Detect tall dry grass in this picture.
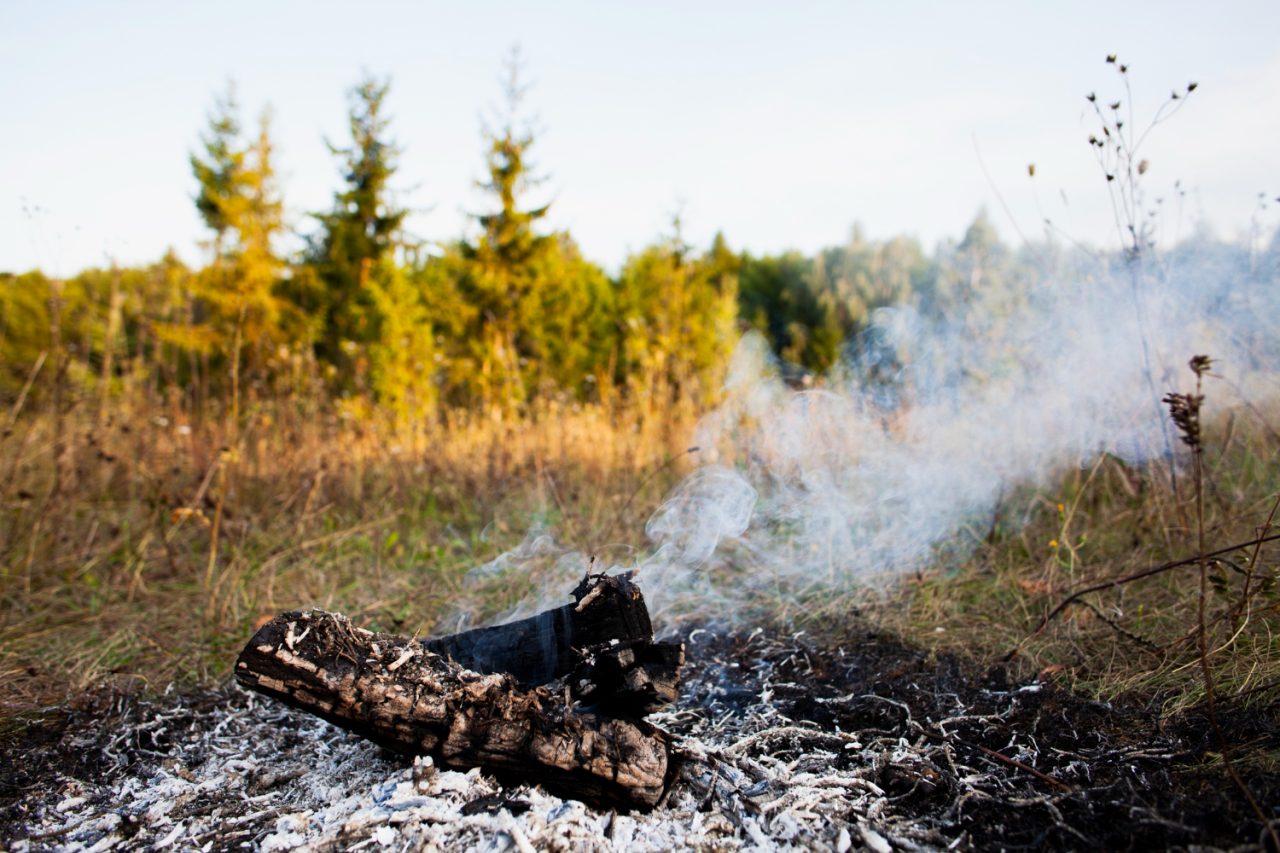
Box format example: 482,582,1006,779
0,386,701,714
877,396,1280,722
3,353,1278,738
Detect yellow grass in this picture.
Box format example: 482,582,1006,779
0,392,699,712
2,384,1278,729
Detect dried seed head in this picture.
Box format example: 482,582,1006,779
1163,392,1203,449
1164,355,1213,450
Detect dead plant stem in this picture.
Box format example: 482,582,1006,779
1191,371,1277,852
1018,530,1280,649
5,350,47,431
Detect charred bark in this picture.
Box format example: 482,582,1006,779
421,573,654,686
235,575,684,809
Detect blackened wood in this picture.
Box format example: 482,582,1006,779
421,573,653,686
570,640,685,716
235,609,676,810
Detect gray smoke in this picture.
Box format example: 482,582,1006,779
456,239,1279,629
633,242,1279,620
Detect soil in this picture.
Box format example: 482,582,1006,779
2,622,1277,851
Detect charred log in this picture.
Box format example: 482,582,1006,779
570,639,685,716
234,575,684,809
421,573,653,686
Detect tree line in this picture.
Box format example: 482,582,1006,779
5,68,1274,422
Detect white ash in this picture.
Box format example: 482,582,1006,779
5,644,947,852
5,627,1218,851
10,702,915,852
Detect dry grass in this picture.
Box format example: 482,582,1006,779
3,379,1279,735
0,391,699,714
876,406,1280,718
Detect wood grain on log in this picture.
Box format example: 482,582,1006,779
235,600,680,809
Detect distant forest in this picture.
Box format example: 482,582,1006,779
4,72,1277,421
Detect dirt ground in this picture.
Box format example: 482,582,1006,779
2,622,1278,851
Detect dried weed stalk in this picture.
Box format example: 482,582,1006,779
1165,355,1277,850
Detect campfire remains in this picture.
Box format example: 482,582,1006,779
234,573,684,809
7,625,1277,849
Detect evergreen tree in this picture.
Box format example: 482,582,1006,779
190,85,243,264
524,234,615,397
459,53,552,411
367,260,438,423
739,251,840,375
453,51,613,411
306,75,408,386
922,209,1012,317
188,90,288,391
615,224,739,406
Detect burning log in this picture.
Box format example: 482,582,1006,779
235,574,683,809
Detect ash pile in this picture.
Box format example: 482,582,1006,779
4,593,1277,850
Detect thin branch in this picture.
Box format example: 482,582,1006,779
1009,531,1280,657
973,743,1072,791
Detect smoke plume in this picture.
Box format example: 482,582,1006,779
459,241,1280,629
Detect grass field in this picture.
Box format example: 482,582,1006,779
2,380,1278,747
0,394,699,711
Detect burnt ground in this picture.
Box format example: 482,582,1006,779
2,623,1278,851
681,626,1280,851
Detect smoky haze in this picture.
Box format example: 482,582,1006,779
451,237,1280,630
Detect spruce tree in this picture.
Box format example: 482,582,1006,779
460,53,551,411
190,85,243,264
189,89,287,391
615,224,739,407
306,75,408,386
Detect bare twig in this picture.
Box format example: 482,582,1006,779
1165,356,1279,853
1010,530,1280,657
1236,492,1280,630
972,743,1072,792
5,351,47,430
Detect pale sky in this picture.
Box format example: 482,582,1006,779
3,1,1278,277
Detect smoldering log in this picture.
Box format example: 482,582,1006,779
421,573,683,716
235,576,685,809
421,573,655,686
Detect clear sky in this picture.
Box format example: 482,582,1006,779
2,1,1277,276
